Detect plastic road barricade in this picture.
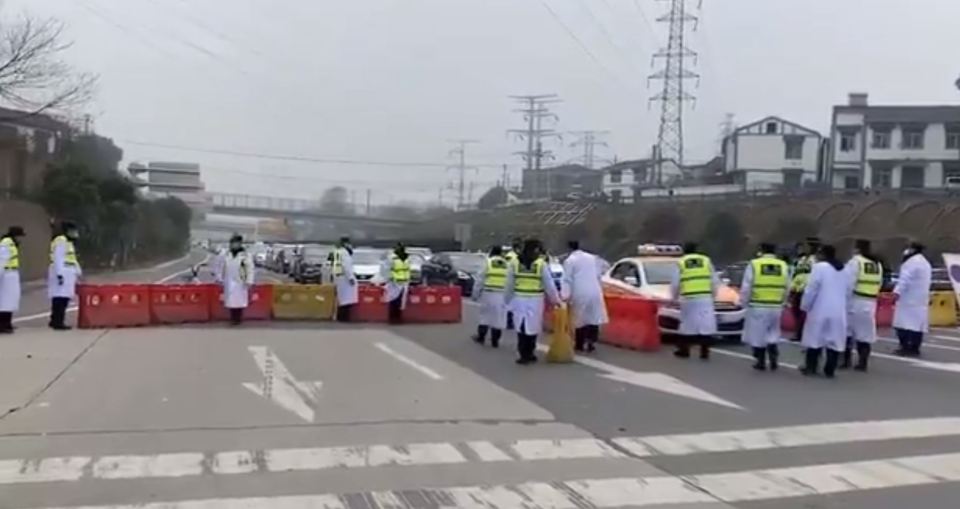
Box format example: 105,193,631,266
780,308,797,333
272,284,336,320
601,294,661,352
354,284,388,323
210,284,273,321
547,305,574,363
150,284,211,325
929,291,957,327
876,292,895,328
405,286,462,323
78,284,151,329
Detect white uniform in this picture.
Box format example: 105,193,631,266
473,263,508,330
739,260,789,348
844,257,878,343
379,256,410,309
504,262,561,336
220,251,254,309
0,239,20,312
47,236,82,299
893,253,932,333
334,247,358,307
800,261,849,352
562,250,608,329
669,262,719,336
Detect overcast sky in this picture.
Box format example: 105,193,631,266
9,0,960,206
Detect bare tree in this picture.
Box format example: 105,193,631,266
0,12,96,116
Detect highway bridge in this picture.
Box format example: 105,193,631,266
209,192,418,227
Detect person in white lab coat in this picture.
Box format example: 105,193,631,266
472,245,509,348
504,239,561,365
841,239,883,371
740,243,790,371
220,234,255,325
333,236,358,322
48,221,82,331
670,242,719,360
893,242,932,357
562,240,608,353
799,245,849,378
0,226,26,333
380,243,411,325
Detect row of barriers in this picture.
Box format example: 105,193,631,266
780,291,957,331
77,284,462,329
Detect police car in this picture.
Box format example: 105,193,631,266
602,244,745,339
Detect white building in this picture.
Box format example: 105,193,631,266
128,161,211,212
828,93,960,190
601,159,653,204
722,116,824,190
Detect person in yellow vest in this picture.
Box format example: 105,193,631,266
789,237,820,342
48,221,82,330
0,226,25,333
504,237,521,330
472,245,508,347
841,239,882,371
504,239,561,365
670,242,719,360
740,243,790,371
381,242,411,325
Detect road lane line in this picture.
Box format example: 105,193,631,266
465,441,513,462
0,456,89,483
878,336,960,353
373,342,444,380
712,347,800,370
92,453,204,480
266,443,466,472
509,438,625,460
28,452,960,508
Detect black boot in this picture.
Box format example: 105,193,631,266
699,336,710,360
855,341,871,372
674,339,691,359
801,348,821,376
839,338,853,370
586,325,599,352
0,311,12,333
767,344,780,371
824,349,840,378
490,328,502,348
473,325,489,345
752,347,767,371
574,327,586,352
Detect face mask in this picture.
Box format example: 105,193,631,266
66,230,79,240
230,243,242,252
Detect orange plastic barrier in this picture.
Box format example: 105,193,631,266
78,284,151,329
876,292,895,328
149,285,211,325
353,284,388,322
210,284,273,321
600,294,661,351
406,286,462,323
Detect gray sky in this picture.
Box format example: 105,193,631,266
11,0,960,205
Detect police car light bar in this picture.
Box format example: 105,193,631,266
637,244,683,256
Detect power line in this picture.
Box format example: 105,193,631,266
578,0,637,70
539,1,618,79
144,0,268,59
508,95,562,200
633,0,659,40
569,130,611,169
446,139,479,210
76,0,182,59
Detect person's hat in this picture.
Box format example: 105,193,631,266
61,220,77,231
229,233,243,243
6,226,25,237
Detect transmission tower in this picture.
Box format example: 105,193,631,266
649,0,701,184
569,130,611,169
447,139,479,210
508,95,562,199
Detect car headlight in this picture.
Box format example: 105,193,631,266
457,271,470,279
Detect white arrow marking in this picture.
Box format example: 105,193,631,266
243,346,323,422
536,345,743,410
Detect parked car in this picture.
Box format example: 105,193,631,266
294,245,334,284
422,252,485,296
351,248,387,283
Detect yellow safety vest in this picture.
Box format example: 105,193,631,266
514,259,545,296
749,255,788,307
791,255,814,292
505,251,519,267
484,256,508,291
332,249,344,276
1,237,18,270
853,255,882,299
50,235,78,267
390,255,411,283
678,254,713,298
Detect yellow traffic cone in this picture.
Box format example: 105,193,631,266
547,305,575,363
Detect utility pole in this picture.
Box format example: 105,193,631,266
649,0,701,184
717,113,736,154
447,139,479,210
508,94,562,200
501,164,509,189
365,188,372,216
569,130,611,169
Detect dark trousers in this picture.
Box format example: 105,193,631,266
842,339,873,370
517,322,537,361
896,328,923,355
675,335,710,359
49,297,70,329
506,311,515,330
388,296,404,324
229,308,243,326
475,325,502,346
790,292,806,342
336,304,353,323
574,325,600,351
802,348,840,377
0,311,12,332
751,345,780,370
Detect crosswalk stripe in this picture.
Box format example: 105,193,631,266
30,452,960,508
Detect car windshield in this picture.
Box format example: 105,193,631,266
352,250,386,265
302,246,332,262
643,261,679,285
444,253,486,273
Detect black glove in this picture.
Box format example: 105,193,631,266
57,275,64,285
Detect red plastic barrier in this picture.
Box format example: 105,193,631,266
781,308,798,333
78,284,151,329
353,284,388,322
406,286,462,323
876,292,895,328
209,284,273,321
149,285,212,325
600,294,661,352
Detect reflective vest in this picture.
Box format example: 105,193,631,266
50,235,78,267
505,250,519,267
484,256,508,291
332,249,344,276
791,255,814,292
1,237,18,270
678,254,713,298
390,254,411,284
514,259,545,296
749,255,788,307
853,255,883,299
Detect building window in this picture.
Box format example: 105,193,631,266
765,122,778,134
872,167,892,189
610,189,622,203
844,175,860,190
943,163,960,185
947,126,960,149
609,169,622,184
901,165,925,189
840,132,857,152
902,128,925,149
783,169,802,189
871,130,891,149
784,136,804,160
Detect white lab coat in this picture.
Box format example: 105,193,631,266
669,260,719,336
739,260,788,348
893,253,932,333
334,247,359,307
504,262,561,336
379,256,410,309
47,237,82,299
212,248,227,283
220,251,255,309
562,250,608,328
800,261,849,352
844,257,878,343
0,240,20,312
472,263,508,329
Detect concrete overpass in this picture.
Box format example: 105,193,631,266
209,193,417,227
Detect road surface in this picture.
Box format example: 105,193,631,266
1,296,960,508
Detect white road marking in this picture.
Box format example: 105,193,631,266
374,342,444,380
930,333,960,343
0,456,89,483
712,347,800,370
508,438,625,460
266,443,466,471
92,453,204,480
243,346,323,422
878,336,960,353
28,452,960,508
465,441,513,462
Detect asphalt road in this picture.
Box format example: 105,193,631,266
1,294,960,508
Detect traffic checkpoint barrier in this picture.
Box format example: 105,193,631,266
405,286,462,323
78,284,152,329
271,284,335,320
780,291,897,332
210,284,273,322
600,294,661,352
353,284,388,323
928,291,957,327
149,285,211,325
